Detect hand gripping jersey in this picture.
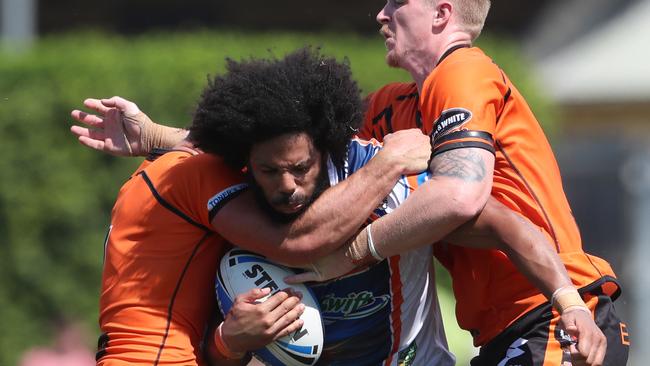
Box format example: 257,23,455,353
361,46,620,346
98,151,246,365
312,139,454,366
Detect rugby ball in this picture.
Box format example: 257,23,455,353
215,248,324,366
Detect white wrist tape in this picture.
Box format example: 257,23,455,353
366,224,383,261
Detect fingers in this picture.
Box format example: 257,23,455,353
100,96,140,116
564,315,591,365
70,125,90,139
74,97,140,123
267,292,302,319
71,109,104,127
266,295,305,339
240,288,306,341
273,317,305,341
580,330,606,366
70,122,106,148
77,135,106,151
562,309,606,366
237,287,272,303
258,289,301,312
70,122,111,150
83,98,112,115
568,344,587,366
590,338,607,366
576,334,593,364
74,96,140,124
385,128,426,139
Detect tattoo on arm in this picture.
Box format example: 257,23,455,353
431,149,486,182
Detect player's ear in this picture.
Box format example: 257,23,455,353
432,1,452,29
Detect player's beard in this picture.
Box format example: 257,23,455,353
248,159,330,224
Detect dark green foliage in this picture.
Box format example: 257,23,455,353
0,31,553,365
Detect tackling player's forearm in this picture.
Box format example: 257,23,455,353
369,177,482,257
214,151,407,266
369,148,494,258
281,151,413,263
499,231,572,300
445,198,572,299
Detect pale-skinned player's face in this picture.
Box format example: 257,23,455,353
377,0,437,68
249,133,323,215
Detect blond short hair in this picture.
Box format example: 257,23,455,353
428,0,491,41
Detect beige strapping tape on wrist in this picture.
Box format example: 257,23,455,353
346,229,373,266
122,112,186,154
552,286,590,315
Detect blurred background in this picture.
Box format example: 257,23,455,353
1,0,647,364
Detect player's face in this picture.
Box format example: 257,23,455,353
249,133,324,215
377,0,436,68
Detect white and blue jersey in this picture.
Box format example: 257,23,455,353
311,138,454,366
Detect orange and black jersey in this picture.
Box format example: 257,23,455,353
98,151,246,365
361,82,422,140
361,46,620,346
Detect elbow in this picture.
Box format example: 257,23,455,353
456,199,487,221
447,185,490,225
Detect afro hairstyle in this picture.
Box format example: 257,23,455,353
188,46,363,169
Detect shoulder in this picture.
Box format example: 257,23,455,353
367,82,419,105
145,151,247,223
420,47,509,115
151,151,232,176
431,47,504,87
144,151,243,192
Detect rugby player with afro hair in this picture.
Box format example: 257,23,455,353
189,46,360,170
188,47,366,221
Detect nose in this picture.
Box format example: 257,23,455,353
278,172,297,195
376,4,390,24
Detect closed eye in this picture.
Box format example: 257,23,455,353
292,165,310,175
259,168,277,175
